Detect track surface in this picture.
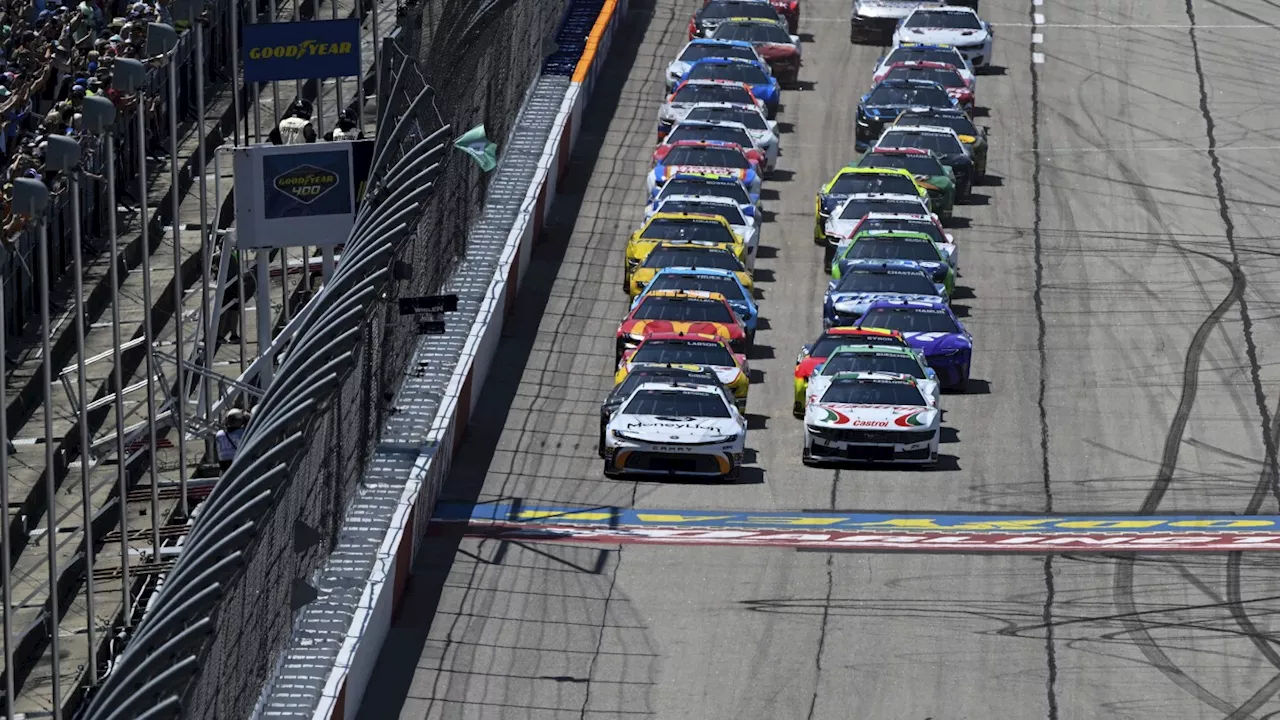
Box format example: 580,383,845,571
358,0,1280,716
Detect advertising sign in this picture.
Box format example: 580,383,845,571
234,143,359,249
242,18,362,83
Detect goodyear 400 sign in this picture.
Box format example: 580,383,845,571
242,19,361,83
233,143,372,249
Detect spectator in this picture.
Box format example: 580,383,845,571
215,408,248,471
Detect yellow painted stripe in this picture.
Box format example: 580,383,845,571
571,0,620,83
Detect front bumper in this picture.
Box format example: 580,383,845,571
805,426,938,463
924,352,970,388
954,42,991,68
606,446,743,477
851,13,899,37
855,114,889,145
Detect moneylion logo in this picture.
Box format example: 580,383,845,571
274,165,338,204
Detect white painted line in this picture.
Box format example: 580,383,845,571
1033,13,1046,24
1032,52,1045,63
996,22,1275,28
1017,144,1280,153
1032,32,1044,43
1033,0,1043,5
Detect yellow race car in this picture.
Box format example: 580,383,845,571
628,240,754,298
813,166,930,240
623,212,742,293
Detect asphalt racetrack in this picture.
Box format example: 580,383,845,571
356,0,1280,716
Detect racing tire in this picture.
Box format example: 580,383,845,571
793,403,804,419
598,424,607,458
801,445,820,467
746,329,757,350
958,178,973,203
723,463,742,483
823,244,836,271
603,459,624,479
954,374,970,393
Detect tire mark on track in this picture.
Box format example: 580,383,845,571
805,469,840,720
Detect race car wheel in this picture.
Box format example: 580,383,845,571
603,459,624,479
822,244,836,270
954,374,970,393
793,401,805,418
723,462,742,482
959,177,973,202
801,444,819,467
598,425,607,458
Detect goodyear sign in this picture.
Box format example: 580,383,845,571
262,150,352,220
242,19,361,83
233,143,358,249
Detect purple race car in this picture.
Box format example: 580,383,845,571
853,298,972,390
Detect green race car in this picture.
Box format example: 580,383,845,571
830,230,955,296
856,147,955,222
891,107,989,181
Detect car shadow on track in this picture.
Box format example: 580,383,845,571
748,343,776,360
979,173,1004,187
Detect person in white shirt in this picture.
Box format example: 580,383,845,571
215,408,249,471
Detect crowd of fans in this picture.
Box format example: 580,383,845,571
0,0,175,236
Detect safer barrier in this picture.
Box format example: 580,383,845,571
298,0,629,715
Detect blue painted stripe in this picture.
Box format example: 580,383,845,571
434,503,1280,534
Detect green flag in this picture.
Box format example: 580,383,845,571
454,124,498,172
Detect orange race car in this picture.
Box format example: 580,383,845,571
614,289,748,362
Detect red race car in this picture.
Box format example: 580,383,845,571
710,18,802,86
615,289,748,361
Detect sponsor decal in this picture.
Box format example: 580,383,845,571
273,165,339,204
816,406,852,425
241,19,361,83
894,411,929,427
850,419,890,427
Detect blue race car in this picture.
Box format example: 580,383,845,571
854,78,957,149
679,57,781,118
632,266,760,343
853,298,972,390
823,259,947,328
649,172,761,217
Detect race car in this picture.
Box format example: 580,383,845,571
661,119,773,174
646,194,760,268
615,289,748,360
873,43,975,85
802,372,940,466
599,364,724,456
683,103,780,170
793,326,912,415
804,344,940,410
631,266,759,342
891,107,988,179
678,57,781,117
877,61,975,112
814,167,930,240
690,0,786,39
839,212,956,257
649,171,761,218
711,18,802,86
821,192,932,251
873,124,976,200
853,298,973,390
629,240,753,297
893,6,994,69
649,139,763,196
855,147,955,222
831,231,956,293
619,332,750,409
764,0,800,34
658,79,765,139
855,78,957,149
850,0,934,43
624,213,743,292
666,39,769,91
823,259,947,328
604,381,747,480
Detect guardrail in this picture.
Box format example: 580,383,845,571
285,0,631,715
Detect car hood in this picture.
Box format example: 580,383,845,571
611,415,741,443
830,291,941,312
856,0,922,18
837,257,946,278
805,402,939,429
620,319,744,341
898,27,990,45
659,163,750,183
902,330,971,354
667,60,694,78
754,43,799,59
807,375,940,407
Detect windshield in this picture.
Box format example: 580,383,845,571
859,306,959,333
665,145,750,169
896,113,978,136
884,66,965,89
658,200,746,225
880,130,964,155
632,296,736,323
688,61,771,84
668,124,754,149
672,83,755,106
616,370,719,400
820,379,927,405
633,340,736,366
857,217,945,243
905,10,982,29
686,105,768,130
835,269,939,295
846,236,941,262
659,177,751,204
829,173,919,196
641,218,737,243
812,334,904,356
680,43,760,63
837,198,926,220
649,273,746,302
622,389,731,417
821,352,925,378
865,84,952,108
643,247,744,270
703,2,780,20
713,22,793,44
886,47,965,67
858,153,945,177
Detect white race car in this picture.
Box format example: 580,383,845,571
804,346,940,409
657,79,766,138
872,42,976,86
664,117,777,174
802,371,940,466
649,172,761,220
823,192,932,245
666,39,770,92
646,194,761,270
604,381,747,480
893,6,994,69
684,102,780,171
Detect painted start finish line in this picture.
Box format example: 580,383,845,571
428,504,1280,552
